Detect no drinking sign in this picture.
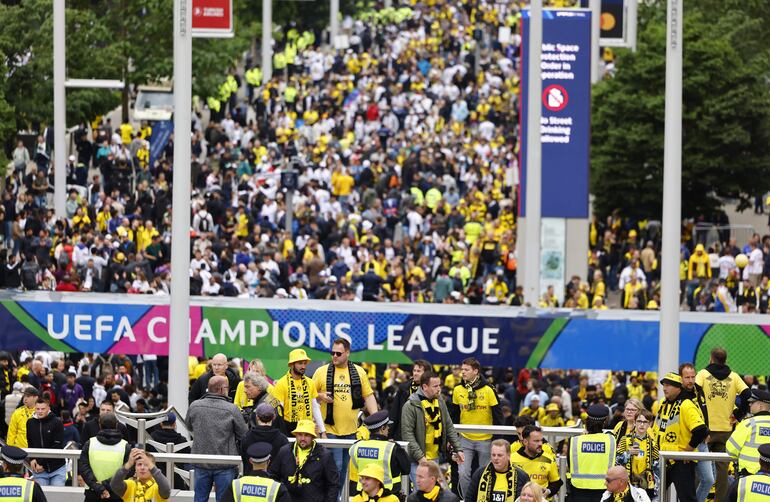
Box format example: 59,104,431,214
518,9,591,220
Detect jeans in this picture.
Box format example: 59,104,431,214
459,437,491,498
328,432,356,496
33,464,67,486
194,467,237,502
143,359,159,389
695,442,715,502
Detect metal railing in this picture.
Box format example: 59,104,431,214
658,451,733,502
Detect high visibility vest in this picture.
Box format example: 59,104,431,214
285,44,297,65
349,440,396,490
728,415,770,474
227,75,238,93
568,433,616,490
88,437,128,481
246,68,263,87
0,477,34,502
737,473,770,502
274,53,287,70
232,476,282,502
284,86,298,103
207,97,221,112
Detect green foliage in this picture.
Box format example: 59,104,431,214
591,1,770,219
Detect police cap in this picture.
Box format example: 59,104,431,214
759,443,770,463
587,405,609,420
1,446,27,465
246,442,272,464
364,410,393,430
749,389,770,405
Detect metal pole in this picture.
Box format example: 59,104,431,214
330,0,340,47
627,0,638,51
589,0,601,83
261,0,272,81
285,189,294,235
659,0,682,378
53,0,66,218
170,0,193,418
166,443,175,490
523,0,543,306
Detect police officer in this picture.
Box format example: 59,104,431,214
728,390,770,476
651,373,708,502
222,442,290,502
349,411,410,496
0,446,48,502
79,412,132,502
567,405,617,502
728,443,770,502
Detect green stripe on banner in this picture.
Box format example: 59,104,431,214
526,318,569,368
0,301,74,352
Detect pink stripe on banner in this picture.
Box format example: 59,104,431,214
109,306,204,357
760,326,770,338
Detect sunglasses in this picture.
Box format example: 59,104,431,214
330,351,344,357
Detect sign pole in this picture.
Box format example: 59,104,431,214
589,0,600,83
628,0,638,51
659,0,682,377
523,0,542,306
53,0,66,218
330,0,339,47
169,0,193,417
262,0,272,81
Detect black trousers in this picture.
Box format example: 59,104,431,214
567,484,605,502
667,461,697,502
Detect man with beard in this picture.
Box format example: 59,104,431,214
269,420,339,502
510,426,562,499
272,349,320,434
451,357,503,497
389,359,431,440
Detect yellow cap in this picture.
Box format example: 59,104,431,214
546,403,559,412
287,349,310,365
358,464,385,484
660,372,682,387
629,229,637,237
292,419,317,437
647,300,659,309
695,244,705,252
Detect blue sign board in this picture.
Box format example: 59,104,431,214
519,9,591,218
149,120,174,168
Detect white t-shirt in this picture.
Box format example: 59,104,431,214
749,247,764,274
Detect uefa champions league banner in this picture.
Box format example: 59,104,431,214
0,293,768,377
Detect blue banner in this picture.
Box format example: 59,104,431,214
149,120,173,168
519,9,592,218
0,295,768,376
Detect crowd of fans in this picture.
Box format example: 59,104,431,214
0,0,765,312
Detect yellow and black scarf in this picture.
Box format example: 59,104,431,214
325,361,364,426
478,463,515,502
463,377,479,410
409,379,420,395
421,398,443,441
289,441,316,485
288,372,311,424
359,488,396,502
133,478,156,502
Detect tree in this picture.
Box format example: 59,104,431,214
590,0,770,219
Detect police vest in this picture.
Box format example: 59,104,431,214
568,433,617,490
88,437,128,481
0,477,34,502
728,416,770,474
350,440,396,490
232,476,281,502
737,473,770,502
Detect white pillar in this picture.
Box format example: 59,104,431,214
330,0,340,47
659,0,683,377
261,0,272,81
523,0,543,306
589,0,601,83
53,0,66,218
628,0,638,51
170,0,193,417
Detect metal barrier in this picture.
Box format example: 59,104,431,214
658,451,733,502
